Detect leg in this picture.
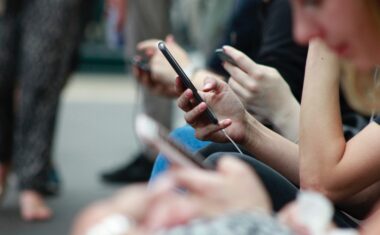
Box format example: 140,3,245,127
14,0,82,220
101,0,173,184
0,5,19,198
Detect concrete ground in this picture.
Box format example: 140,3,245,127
0,73,165,235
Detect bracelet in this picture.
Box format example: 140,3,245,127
86,213,135,235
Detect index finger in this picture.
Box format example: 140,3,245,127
137,39,161,51
175,76,187,94
223,46,258,76
168,167,220,195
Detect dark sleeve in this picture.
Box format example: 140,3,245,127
207,0,307,102
206,0,263,77
256,0,308,102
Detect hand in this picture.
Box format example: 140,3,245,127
161,157,272,219
134,35,191,98
223,46,300,141
176,75,250,143
71,185,153,235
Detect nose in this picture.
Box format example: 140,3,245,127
293,16,324,45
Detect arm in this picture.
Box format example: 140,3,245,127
299,40,380,201
176,75,300,184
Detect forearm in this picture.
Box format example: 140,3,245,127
270,97,300,143
242,112,300,185
299,40,346,194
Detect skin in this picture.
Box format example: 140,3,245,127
291,0,380,70
291,0,380,218
72,157,273,235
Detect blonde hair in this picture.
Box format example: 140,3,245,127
340,63,380,116
339,0,380,116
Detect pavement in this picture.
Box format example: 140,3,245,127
0,73,157,235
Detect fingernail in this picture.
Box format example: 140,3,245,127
222,119,231,125
204,83,212,90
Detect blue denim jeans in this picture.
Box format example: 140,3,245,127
149,125,211,181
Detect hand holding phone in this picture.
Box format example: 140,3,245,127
132,51,151,72
157,41,219,125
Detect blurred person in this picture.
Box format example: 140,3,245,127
137,0,367,186
175,0,380,222
72,157,363,235
0,0,86,221
101,0,234,184
100,0,173,184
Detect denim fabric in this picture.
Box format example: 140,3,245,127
149,125,211,181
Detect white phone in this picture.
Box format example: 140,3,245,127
135,114,212,169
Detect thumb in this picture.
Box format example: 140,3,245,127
203,77,224,93
165,34,175,44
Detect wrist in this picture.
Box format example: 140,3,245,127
240,111,260,147
270,98,300,142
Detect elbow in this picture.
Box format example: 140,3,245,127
300,177,347,203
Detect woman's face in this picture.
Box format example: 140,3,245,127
291,0,380,69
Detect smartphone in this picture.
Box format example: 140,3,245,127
135,114,212,169
215,48,238,66
157,41,219,125
132,52,150,72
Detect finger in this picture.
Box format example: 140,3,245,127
177,89,195,112
168,168,221,195
228,78,251,101
184,102,208,124
165,34,175,43
223,63,257,91
203,77,225,93
223,45,259,76
175,76,187,94
139,72,154,87
195,119,232,140
137,39,161,51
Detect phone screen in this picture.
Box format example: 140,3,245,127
157,41,219,124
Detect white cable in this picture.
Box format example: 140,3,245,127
370,66,380,122
222,129,243,154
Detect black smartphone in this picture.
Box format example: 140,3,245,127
132,52,151,72
157,41,219,125
215,48,238,66
136,114,213,169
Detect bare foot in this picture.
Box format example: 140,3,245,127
20,190,52,221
